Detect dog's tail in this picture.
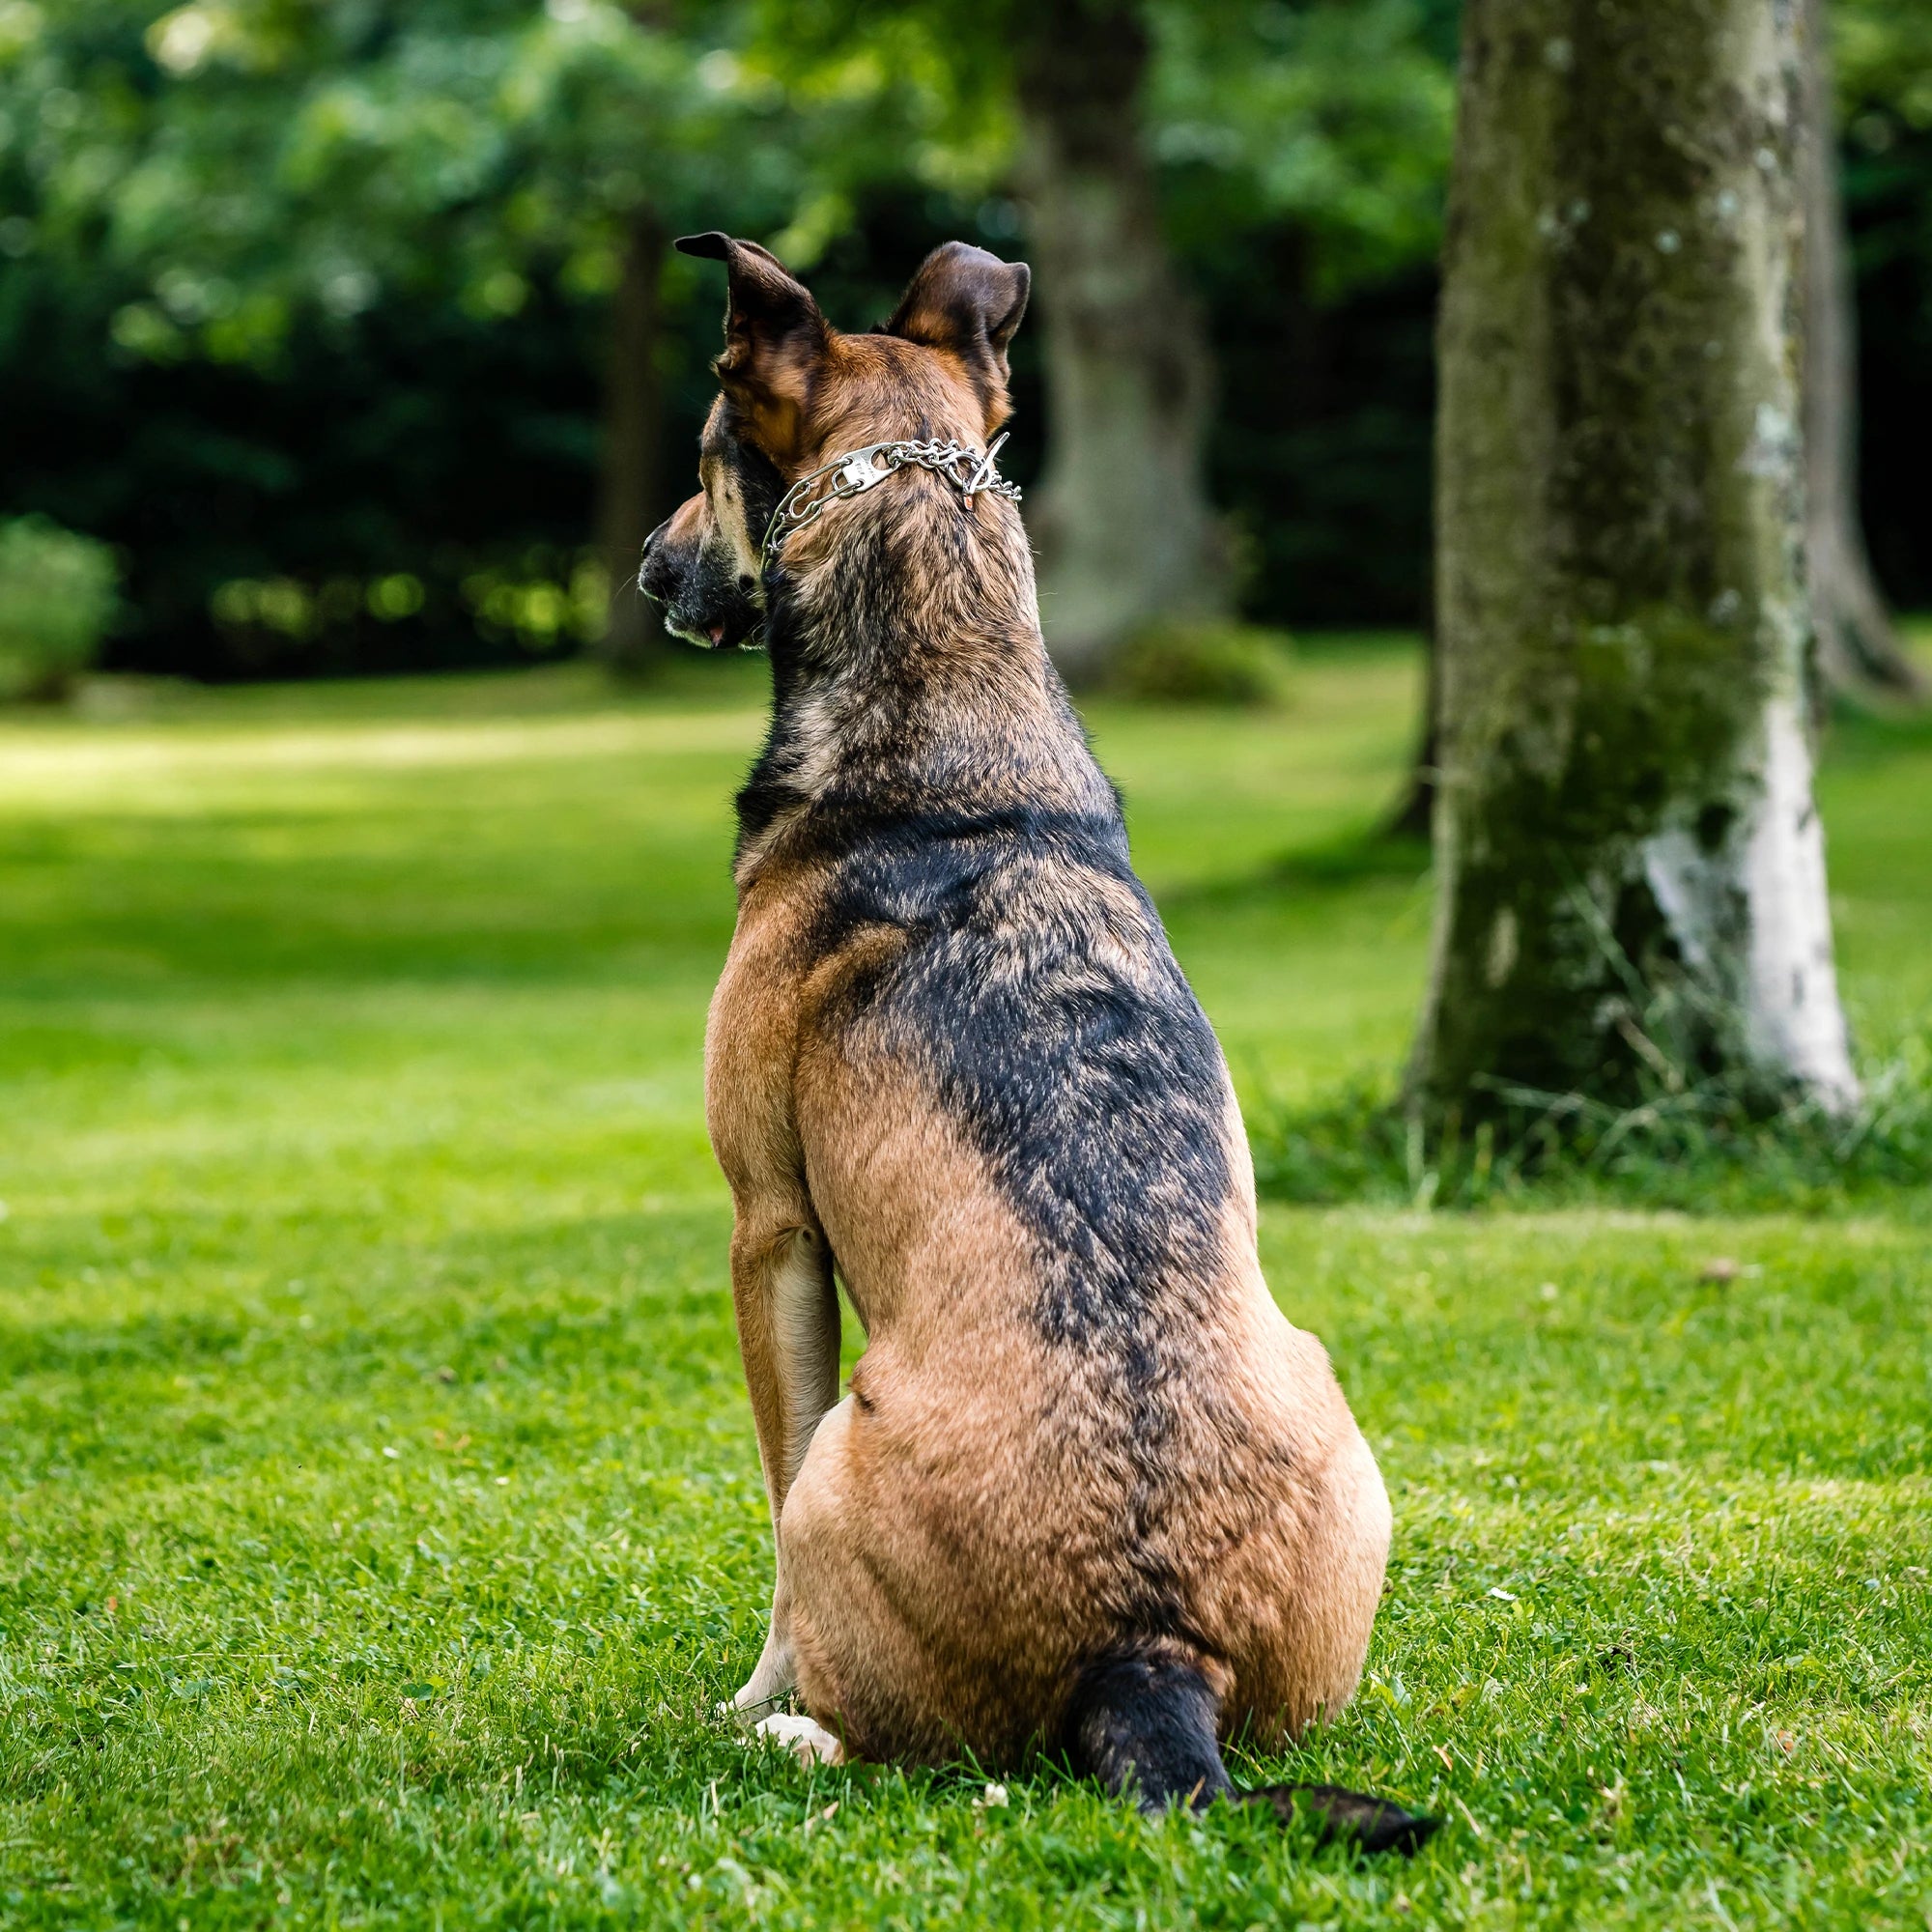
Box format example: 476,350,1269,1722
1062,1638,1440,1857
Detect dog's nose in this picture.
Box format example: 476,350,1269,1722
638,518,671,598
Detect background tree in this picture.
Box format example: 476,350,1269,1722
1804,0,1925,701
767,0,1452,683
120,0,833,673
1411,0,1861,1126
1010,0,1225,682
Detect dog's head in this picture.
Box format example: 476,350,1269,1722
639,234,1030,650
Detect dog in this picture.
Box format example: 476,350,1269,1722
640,233,1435,1856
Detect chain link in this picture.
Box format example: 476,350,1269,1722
761,433,1021,565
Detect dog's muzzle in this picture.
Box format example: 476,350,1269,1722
638,520,746,650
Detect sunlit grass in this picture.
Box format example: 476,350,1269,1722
2,640,1929,1927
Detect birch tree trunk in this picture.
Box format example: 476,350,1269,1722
1014,0,1227,685
1409,0,1861,1124
595,211,668,676
1801,0,1925,700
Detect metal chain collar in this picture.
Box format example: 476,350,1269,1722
760,432,1021,565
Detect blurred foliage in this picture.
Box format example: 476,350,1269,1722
23,0,851,360
0,513,119,699
1151,0,1456,299
0,0,1926,676
1836,0,1932,613
1108,620,1296,708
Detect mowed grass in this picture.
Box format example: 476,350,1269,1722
2,639,1929,1929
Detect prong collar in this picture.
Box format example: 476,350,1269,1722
761,434,1021,566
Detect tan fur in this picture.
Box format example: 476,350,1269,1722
708,878,1388,1764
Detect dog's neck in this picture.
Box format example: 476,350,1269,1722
732,468,1117,884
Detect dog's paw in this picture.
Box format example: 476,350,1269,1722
750,1711,842,1767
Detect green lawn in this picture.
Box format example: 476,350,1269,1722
2,640,1929,1929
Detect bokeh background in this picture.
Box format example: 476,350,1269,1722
3,0,1927,684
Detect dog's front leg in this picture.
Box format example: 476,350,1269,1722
728,1213,840,1713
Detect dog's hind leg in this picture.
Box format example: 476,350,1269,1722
727,1218,841,1713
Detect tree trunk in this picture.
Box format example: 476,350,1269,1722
1409,0,1860,1124
1014,0,1226,686
1801,0,1925,701
596,211,668,676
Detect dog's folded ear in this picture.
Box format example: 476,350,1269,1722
884,242,1031,418
676,233,829,462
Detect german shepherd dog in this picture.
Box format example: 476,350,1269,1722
640,234,1435,1855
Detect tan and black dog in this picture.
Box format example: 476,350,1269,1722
641,233,1435,1854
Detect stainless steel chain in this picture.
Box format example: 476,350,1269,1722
760,432,1021,566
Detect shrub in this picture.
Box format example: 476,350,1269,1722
1250,1037,1932,1214
0,516,119,701
1108,620,1294,707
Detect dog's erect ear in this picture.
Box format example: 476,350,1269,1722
884,242,1031,412
675,232,829,462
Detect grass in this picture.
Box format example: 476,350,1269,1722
2,637,1930,1928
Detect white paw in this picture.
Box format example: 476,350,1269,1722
752,1711,842,1766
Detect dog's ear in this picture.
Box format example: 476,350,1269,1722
676,232,829,463
884,242,1031,421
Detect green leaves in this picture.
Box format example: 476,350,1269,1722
1151,0,1454,297
8,0,860,367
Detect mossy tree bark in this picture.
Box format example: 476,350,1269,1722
1801,0,1924,702
1410,0,1860,1123
1014,0,1227,686
595,211,668,676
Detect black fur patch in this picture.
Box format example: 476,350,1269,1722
1063,1641,1232,1812
746,513,1233,1367
1240,1783,1443,1858
1065,1644,1442,1853
639,399,783,650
